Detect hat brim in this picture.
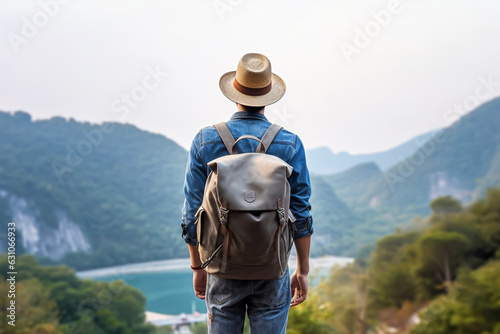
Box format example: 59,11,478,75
219,71,286,107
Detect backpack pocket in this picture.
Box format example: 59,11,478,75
196,206,223,265
228,210,279,258
195,207,211,260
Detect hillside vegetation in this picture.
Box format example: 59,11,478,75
0,111,187,269
288,187,500,334
0,254,154,334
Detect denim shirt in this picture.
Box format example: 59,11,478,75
181,111,313,246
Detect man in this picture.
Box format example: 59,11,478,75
181,53,313,333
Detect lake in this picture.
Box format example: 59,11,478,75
77,256,353,315
94,269,206,314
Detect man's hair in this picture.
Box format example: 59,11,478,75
240,105,265,113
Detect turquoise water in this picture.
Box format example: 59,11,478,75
95,269,207,314
93,268,328,315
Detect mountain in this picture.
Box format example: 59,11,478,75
321,162,383,205
0,111,188,269
306,130,438,174
1,97,498,268
306,97,500,256
314,97,500,246
358,97,500,216
309,175,364,256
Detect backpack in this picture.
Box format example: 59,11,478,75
195,122,296,280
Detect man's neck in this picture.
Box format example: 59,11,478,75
236,104,265,114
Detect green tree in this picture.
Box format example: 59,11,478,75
413,261,500,334
0,254,154,334
470,188,500,255
368,232,418,312
417,231,470,285
430,196,462,216
0,279,60,334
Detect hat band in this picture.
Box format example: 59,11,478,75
233,79,272,96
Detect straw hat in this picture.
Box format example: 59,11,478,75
219,53,286,107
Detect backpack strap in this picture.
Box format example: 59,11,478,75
231,135,265,154
214,122,282,154
260,124,283,153
213,122,236,155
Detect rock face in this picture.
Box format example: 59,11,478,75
429,171,473,204
1,189,91,260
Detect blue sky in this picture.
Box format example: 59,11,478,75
1,0,499,153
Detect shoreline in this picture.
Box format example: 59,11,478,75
76,255,354,279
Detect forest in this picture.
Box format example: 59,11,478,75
0,254,154,334
287,187,500,333
1,188,498,333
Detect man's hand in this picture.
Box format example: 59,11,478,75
291,235,310,307
193,269,207,300
188,244,207,299
290,270,308,307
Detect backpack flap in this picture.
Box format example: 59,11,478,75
207,153,293,211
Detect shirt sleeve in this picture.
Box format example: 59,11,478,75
181,132,206,246
288,135,314,239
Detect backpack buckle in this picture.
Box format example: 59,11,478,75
220,207,229,225
277,207,286,225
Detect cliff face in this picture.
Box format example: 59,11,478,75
428,171,473,204
0,111,188,270
0,189,91,260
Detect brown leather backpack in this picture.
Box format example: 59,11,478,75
196,122,296,279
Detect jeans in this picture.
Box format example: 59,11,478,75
206,268,291,334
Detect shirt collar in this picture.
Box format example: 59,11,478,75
230,111,268,121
